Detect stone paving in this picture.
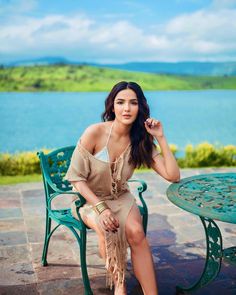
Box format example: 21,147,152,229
0,168,236,295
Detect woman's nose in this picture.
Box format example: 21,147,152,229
124,103,130,111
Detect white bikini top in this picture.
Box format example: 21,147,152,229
94,122,114,163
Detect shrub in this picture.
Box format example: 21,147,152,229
179,142,236,168
0,143,235,176
0,149,50,176
169,144,178,156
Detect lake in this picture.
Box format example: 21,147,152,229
0,90,235,154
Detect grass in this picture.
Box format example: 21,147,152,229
1,64,236,91
0,168,152,185
0,172,149,185
0,174,42,185
2,166,235,185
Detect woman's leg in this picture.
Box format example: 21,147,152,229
82,214,126,295
81,214,106,259
125,204,158,295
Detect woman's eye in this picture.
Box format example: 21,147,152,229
115,101,137,105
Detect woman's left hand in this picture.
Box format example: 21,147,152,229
144,118,164,138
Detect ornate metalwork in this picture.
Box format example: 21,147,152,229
177,217,223,293
167,173,236,293
46,146,75,191
167,173,236,223
38,146,93,295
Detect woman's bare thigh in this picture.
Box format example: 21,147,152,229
125,204,143,235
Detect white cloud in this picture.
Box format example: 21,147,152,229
211,0,236,9
0,0,37,15
164,9,236,55
1,6,236,63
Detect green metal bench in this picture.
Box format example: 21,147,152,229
38,146,149,295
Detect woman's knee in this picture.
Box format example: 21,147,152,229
126,224,145,247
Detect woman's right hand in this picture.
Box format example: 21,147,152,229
99,209,119,232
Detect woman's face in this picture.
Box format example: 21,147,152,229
113,88,139,125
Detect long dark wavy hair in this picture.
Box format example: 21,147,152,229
101,81,156,168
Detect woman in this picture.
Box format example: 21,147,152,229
65,81,180,295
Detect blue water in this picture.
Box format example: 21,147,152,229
0,90,235,153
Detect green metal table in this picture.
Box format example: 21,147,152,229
166,173,236,293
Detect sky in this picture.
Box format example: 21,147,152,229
1,0,236,64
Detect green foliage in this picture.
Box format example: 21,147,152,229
169,144,178,156
0,149,50,176
0,174,42,185
0,143,235,177
178,142,236,168
1,65,236,92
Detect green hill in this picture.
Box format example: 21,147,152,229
1,64,236,92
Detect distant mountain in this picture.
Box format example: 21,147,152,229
100,61,236,76
2,57,236,76
4,56,82,67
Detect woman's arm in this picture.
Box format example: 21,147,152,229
144,118,180,183
71,124,102,205
72,180,101,206
71,124,119,231
151,136,180,182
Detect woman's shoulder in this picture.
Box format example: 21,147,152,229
83,121,111,137
78,122,112,154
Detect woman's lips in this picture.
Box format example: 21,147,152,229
123,114,131,118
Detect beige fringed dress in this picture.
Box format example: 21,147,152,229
65,135,159,289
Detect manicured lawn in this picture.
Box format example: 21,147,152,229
1,166,235,185
0,169,151,185
0,174,42,185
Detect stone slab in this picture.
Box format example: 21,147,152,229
0,208,23,220
0,262,36,286
0,219,25,232
0,168,236,294
0,231,27,246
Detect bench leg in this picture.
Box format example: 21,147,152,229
176,217,223,294
42,211,51,266
142,212,148,235
69,227,93,295
80,229,93,295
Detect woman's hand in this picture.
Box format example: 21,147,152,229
144,118,164,138
99,209,119,233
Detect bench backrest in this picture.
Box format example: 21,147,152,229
38,146,76,193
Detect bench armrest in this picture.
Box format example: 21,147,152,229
47,178,147,212
128,179,148,211
48,190,86,210
128,179,147,192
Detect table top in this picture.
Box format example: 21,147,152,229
166,173,236,224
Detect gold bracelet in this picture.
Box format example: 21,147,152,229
96,203,109,215
94,201,104,207
95,202,107,213
93,201,109,215
94,204,109,215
